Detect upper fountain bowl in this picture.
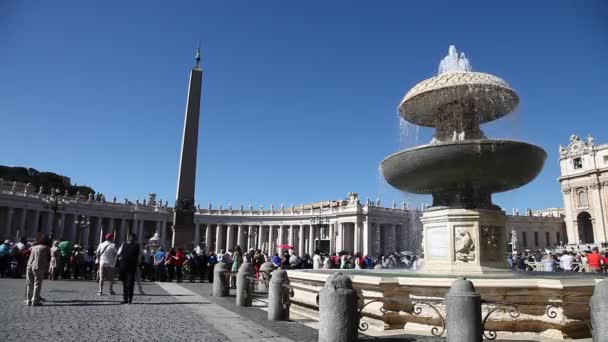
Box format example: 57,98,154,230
399,72,519,127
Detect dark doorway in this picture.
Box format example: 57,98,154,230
577,211,594,243
316,239,330,254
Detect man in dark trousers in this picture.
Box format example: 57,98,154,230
117,234,140,304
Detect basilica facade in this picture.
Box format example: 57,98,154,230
559,134,608,244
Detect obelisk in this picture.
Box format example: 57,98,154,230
172,49,203,249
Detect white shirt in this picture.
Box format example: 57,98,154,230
560,254,574,271
313,254,322,269
96,241,117,266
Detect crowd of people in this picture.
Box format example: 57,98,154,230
8,232,608,308
508,247,608,272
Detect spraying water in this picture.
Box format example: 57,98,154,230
438,45,472,75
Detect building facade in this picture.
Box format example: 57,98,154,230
559,134,608,244
0,184,423,256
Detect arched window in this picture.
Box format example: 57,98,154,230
578,191,588,208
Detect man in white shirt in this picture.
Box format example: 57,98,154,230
312,250,322,270
559,252,575,272
96,234,117,295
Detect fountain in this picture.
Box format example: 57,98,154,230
285,47,603,339
381,45,546,273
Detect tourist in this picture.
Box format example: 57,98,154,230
559,252,575,272
141,246,153,280
0,240,11,277
230,246,243,288
83,247,96,279
313,249,322,270
196,250,208,282
175,247,186,282
25,235,52,306
217,249,226,263
96,234,117,295
541,253,556,272
57,239,72,279
165,248,177,281
254,249,265,277
322,254,331,269
154,247,166,281
288,251,301,269
49,241,60,280
354,253,363,270
271,253,281,268
72,245,85,279
117,234,140,304
587,247,602,273
207,251,218,283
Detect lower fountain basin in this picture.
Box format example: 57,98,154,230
286,269,606,340
380,139,546,208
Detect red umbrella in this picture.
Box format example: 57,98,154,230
277,244,294,250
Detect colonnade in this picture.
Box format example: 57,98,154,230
0,205,170,249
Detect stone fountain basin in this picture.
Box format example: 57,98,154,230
380,139,546,195
286,269,606,339
399,72,519,127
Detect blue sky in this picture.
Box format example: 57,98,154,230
1,1,607,211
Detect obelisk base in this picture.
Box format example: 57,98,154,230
421,208,509,274
172,208,195,249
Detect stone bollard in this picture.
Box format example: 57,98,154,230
212,262,229,297
268,269,290,321
591,278,608,342
445,277,482,342
258,261,275,293
236,262,255,307
318,272,359,342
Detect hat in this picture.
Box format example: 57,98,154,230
105,234,114,240
3,240,10,244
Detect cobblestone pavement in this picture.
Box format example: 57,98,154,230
1,278,528,342
0,278,229,342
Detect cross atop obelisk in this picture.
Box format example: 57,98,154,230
172,49,203,249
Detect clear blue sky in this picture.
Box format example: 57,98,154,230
1,1,607,211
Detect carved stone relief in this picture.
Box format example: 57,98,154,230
454,226,475,262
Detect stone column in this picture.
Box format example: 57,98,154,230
18,209,27,239
278,225,285,253
268,225,275,254
94,217,103,246
3,207,14,240
298,225,304,255
247,225,253,250
329,223,335,253
226,225,233,251
215,224,223,252
237,224,244,248
308,225,315,255
45,211,53,235
354,221,361,254
69,214,78,242
204,224,211,253
57,212,65,239
160,220,167,247
288,225,294,247
194,223,201,246
119,219,126,245
362,220,369,256
32,210,40,234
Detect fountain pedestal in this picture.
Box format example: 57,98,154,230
421,208,508,273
